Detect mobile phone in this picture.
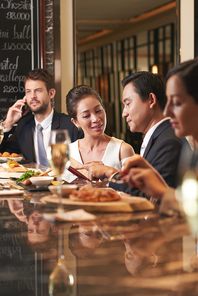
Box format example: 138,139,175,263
21,96,30,116
21,102,30,116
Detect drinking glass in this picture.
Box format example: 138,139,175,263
49,227,74,296
177,170,198,235
0,122,4,144
47,130,70,213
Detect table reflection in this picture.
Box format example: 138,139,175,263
0,181,198,295
69,223,104,259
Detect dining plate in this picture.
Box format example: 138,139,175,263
0,157,23,162
40,192,155,212
1,163,28,172
0,189,24,199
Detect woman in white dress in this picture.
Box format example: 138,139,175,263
63,85,134,182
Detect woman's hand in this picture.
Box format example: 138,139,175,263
76,161,117,180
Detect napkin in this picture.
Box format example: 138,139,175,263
43,209,96,222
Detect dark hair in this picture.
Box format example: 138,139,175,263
166,58,198,104
68,225,103,259
24,68,54,92
28,230,57,253
122,71,167,110
66,85,105,120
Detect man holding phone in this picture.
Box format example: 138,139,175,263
0,68,82,165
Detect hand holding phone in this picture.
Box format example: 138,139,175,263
21,97,30,116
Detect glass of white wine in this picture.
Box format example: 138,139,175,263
47,130,70,214
49,227,74,296
0,122,4,144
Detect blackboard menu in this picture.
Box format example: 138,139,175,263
0,0,41,120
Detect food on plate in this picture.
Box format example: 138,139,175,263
1,152,19,158
69,186,121,202
16,170,41,185
7,158,20,168
2,152,10,157
10,153,19,158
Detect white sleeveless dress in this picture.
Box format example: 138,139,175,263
62,137,130,183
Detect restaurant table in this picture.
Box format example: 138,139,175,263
0,163,198,296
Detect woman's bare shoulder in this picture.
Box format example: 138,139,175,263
120,141,135,159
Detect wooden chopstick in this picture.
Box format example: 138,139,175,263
67,165,90,181
21,165,29,171
40,168,52,176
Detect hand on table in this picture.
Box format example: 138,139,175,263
7,200,28,223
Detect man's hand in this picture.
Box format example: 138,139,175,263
75,161,118,180
3,96,27,130
122,166,168,200
121,154,153,174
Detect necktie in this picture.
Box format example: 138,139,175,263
140,143,145,157
37,124,49,166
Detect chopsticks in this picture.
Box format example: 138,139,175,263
40,168,53,176
67,165,91,181
21,165,29,171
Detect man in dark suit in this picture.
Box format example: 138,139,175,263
0,68,82,164
78,71,190,198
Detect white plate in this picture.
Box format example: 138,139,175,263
41,193,155,212
0,157,23,162
48,184,78,197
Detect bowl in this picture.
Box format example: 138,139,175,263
48,184,78,197
30,176,54,188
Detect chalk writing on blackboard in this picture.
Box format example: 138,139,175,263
0,0,40,120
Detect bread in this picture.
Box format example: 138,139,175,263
69,186,121,202
10,153,19,158
1,152,19,158
2,152,10,157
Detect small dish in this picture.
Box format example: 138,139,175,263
30,176,54,188
48,184,77,197
0,157,23,162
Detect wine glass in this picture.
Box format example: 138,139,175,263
49,228,74,296
47,130,70,214
0,122,4,144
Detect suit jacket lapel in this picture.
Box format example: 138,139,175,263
18,115,36,161
51,110,60,129
143,119,171,159
26,119,35,161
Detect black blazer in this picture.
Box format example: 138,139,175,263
0,110,83,162
111,119,191,197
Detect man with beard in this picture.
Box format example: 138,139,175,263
0,68,82,165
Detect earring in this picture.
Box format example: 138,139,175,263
151,253,158,267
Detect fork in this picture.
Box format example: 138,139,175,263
95,173,125,187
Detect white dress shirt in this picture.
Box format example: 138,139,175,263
140,118,170,157
34,109,54,164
